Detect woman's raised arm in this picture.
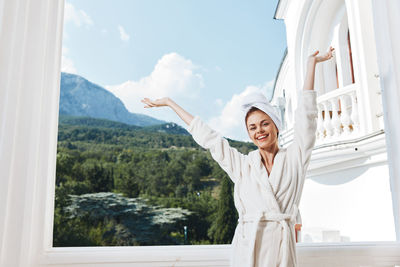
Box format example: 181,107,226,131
289,46,335,169
141,97,245,183
141,97,194,125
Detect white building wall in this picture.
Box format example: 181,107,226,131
280,0,383,134
301,163,395,243
371,0,400,241
274,0,398,244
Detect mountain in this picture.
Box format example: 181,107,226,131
59,72,164,126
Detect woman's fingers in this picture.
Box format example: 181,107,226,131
314,47,335,62
141,98,155,108
327,46,335,58
309,50,319,58
142,97,153,104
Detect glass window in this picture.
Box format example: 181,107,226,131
54,0,287,247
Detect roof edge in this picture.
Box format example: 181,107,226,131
270,48,288,101
273,0,289,20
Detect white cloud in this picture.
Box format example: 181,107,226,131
64,2,94,28
118,25,130,41
208,80,275,141
61,46,77,74
105,53,204,122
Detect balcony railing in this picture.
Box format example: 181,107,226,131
279,84,360,147
316,84,359,143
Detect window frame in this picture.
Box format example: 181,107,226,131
1,0,400,266
40,243,400,266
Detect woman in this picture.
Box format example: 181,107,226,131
142,47,334,267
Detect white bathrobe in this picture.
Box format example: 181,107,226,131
187,90,318,267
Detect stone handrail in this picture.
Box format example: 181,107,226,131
279,84,360,147
316,84,359,142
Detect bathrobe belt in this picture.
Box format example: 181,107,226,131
238,205,299,267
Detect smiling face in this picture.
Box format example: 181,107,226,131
246,108,279,150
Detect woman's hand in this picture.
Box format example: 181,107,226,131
141,97,194,125
303,47,334,91
141,97,170,108
308,46,335,65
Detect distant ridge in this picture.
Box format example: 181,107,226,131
59,115,190,135
59,115,140,130
59,72,165,127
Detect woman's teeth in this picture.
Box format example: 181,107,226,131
257,135,267,140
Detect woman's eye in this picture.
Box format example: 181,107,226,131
263,123,269,126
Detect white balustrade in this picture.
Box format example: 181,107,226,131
317,104,325,139
279,84,360,147
322,101,334,138
315,84,359,142
330,97,342,136
339,94,352,134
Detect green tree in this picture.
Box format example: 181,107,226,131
183,162,202,192
114,163,141,198
208,174,238,244
81,160,113,192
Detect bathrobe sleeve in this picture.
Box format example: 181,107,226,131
187,116,245,183
288,90,318,173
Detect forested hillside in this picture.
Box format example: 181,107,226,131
54,116,256,246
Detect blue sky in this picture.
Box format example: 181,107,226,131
62,0,287,140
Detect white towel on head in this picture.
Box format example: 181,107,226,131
241,92,282,132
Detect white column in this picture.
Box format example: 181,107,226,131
371,0,400,241
0,0,64,266
322,55,338,93
345,0,383,134
336,13,353,87
350,91,360,133
332,24,345,88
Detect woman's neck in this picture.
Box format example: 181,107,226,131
259,144,279,173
